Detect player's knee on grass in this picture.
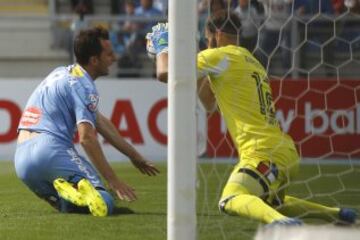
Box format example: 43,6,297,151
218,183,249,215
218,193,257,216
218,167,274,215
219,195,236,214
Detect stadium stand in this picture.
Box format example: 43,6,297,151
0,17,70,78
0,0,359,79
0,0,48,16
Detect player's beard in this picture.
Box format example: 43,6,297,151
97,64,110,77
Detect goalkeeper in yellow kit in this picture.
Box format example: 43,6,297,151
146,12,357,226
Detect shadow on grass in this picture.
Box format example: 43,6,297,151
112,207,135,215
132,211,166,216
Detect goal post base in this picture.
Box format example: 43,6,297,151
255,225,360,240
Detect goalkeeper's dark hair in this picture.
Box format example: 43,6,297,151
206,11,241,36
74,26,109,65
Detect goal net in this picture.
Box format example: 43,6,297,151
195,1,360,239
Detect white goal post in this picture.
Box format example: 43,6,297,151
255,226,360,240
167,0,198,240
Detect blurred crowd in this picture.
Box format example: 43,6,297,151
54,0,360,78
109,0,165,77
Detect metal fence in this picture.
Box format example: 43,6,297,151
0,13,359,79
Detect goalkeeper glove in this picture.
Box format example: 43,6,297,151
146,22,168,59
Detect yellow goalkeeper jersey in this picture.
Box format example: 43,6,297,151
197,45,296,158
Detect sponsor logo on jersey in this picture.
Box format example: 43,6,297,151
87,94,99,112
20,107,42,126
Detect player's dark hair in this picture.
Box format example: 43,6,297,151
209,0,226,14
125,0,135,6
74,26,109,65
206,10,241,36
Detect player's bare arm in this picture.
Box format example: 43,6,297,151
197,77,217,113
156,52,168,83
95,112,159,176
77,121,137,201
154,45,217,113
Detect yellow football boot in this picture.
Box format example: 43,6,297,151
53,178,87,207
53,178,108,217
77,178,108,217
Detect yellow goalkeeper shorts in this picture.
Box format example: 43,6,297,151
220,147,300,206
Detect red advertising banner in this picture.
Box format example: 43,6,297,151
0,79,169,161
0,78,359,160
207,79,360,158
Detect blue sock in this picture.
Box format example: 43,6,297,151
98,190,114,215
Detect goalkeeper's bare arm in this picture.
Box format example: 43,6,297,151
156,52,217,112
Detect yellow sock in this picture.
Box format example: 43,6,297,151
224,194,287,223
223,192,286,223
278,195,340,222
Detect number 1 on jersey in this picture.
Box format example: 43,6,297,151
251,72,276,125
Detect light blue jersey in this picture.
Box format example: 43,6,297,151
18,64,99,144
14,64,114,214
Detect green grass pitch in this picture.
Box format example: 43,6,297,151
0,161,359,240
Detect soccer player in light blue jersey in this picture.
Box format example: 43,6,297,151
14,26,159,217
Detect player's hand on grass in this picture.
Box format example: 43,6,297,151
130,157,160,176
108,178,137,202
146,22,168,58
